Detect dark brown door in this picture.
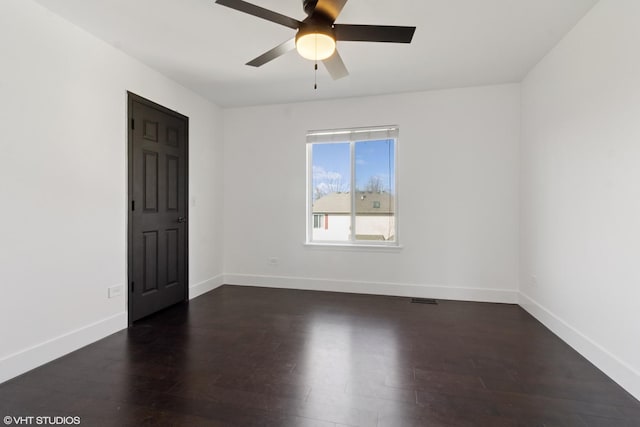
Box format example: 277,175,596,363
128,93,188,323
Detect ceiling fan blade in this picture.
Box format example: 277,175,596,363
246,38,296,67
215,0,301,30
334,24,416,43
311,0,348,21
323,49,349,80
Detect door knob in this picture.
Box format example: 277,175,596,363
177,216,187,223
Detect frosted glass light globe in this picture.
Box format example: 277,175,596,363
296,33,336,61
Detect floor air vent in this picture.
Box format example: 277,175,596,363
411,297,438,305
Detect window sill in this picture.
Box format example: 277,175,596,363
304,242,403,252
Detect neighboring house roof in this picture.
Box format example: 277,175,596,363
313,191,395,214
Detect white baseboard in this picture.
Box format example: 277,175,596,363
0,312,127,385
0,274,224,385
189,274,224,299
519,292,640,402
224,273,518,304
12,277,635,406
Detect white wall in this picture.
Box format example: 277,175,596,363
520,0,640,400
224,85,520,302
0,0,224,383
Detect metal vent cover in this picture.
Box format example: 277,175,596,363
411,297,438,305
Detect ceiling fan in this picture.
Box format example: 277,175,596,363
215,0,416,80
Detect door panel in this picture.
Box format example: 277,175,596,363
143,151,159,212
129,94,188,322
142,231,158,294
166,228,179,286
167,155,179,211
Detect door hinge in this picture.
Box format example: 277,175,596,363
131,200,135,211
131,282,135,292
131,118,135,130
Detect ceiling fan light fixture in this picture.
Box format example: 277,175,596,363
296,29,336,61
215,0,416,80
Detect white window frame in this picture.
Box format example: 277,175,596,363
306,125,399,247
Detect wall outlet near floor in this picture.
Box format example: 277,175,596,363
108,284,124,298
268,257,279,266
530,275,538,287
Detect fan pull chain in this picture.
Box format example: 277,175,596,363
314,35,318,90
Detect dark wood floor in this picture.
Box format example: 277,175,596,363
1,286,638,426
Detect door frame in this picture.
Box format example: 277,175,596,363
127,92,189,325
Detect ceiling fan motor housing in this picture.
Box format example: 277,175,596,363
303,0,319,17
297,16,335,41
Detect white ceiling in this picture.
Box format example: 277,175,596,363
32,0,598,107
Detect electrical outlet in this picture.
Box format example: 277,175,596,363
530,275,538,287
268,257,279,266
108,285,124,299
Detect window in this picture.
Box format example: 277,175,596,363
307,126,398,246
